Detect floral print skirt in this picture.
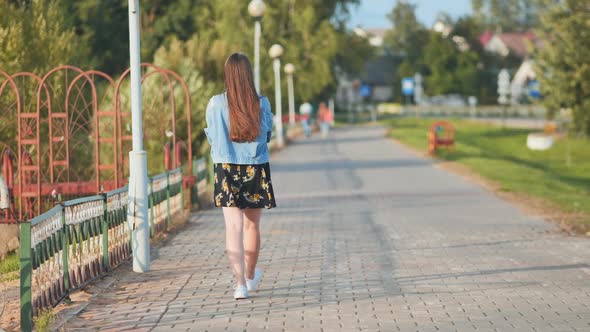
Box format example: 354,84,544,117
213,163,277,209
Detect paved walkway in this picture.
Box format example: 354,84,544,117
66,126,589,332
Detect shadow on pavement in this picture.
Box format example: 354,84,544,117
272,158,432,172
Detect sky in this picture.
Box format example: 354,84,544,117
348,0,473,29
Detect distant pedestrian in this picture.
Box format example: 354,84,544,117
318,102,333,138
205,53,276,300
299,102,313,138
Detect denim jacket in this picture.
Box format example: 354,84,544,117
204,93,273,164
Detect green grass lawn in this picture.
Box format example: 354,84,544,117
0,251,19,282
386,118,590,233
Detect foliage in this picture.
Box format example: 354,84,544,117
534,0,590,136
387,117,590,232
383,3,484,102
32,308,56,332
422,32,480,96
56,0,357,105
62,0,208,75
153,37,217,160
62,0,128,74
471,0,548,31
186,0,344,105
383,1,429,98
384,1,429,62
115,35,218,175
140,1,360,160
333,30,375,77
0,0,88,173
1,0,359,175
277,4,340,102
451,16,499,104
0,0,86,74
0,252,19,275
381,1,545,104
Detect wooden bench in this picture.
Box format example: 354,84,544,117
428,121,455,155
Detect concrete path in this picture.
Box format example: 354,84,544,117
66,126,589,332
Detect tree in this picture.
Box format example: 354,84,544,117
0,0,88,158
153,37,217,159
422,32,480,96
452,15,521,104
97,0,357,165
384,1,428,59
333,31,374,77
2,0,363,166
0,0,87,74
383,1,429,100
184,0,345,103
65,0,129,74
63,0,207,75
535,0,590,135
471,0,548,31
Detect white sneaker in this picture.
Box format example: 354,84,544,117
233,285,249,300
246,268,263,292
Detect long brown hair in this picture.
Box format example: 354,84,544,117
224,53,260,142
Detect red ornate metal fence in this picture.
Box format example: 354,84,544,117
0,64,194,223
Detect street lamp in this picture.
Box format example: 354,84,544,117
284,63,296,127
269,44,284,148
127,0,150,272
248,0,266,94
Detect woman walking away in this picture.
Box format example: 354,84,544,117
205,53,276,300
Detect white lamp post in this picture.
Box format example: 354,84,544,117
248,0,266,94
269,44,284,148
127,0,150,273
284,63,296,127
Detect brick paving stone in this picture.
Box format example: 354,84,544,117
64,126,590,331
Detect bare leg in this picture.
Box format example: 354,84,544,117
222,207,246,287
243,208,262,280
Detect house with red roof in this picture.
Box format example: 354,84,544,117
481,31,542,104
482,31,539,58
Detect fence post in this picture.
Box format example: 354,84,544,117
61,208,70,294
102,193,110,271
149,178,155,238
166,172,171,229
19,221,32,332
180,171,185,211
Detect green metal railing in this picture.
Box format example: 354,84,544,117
192,157,209,208
20,166,208,331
